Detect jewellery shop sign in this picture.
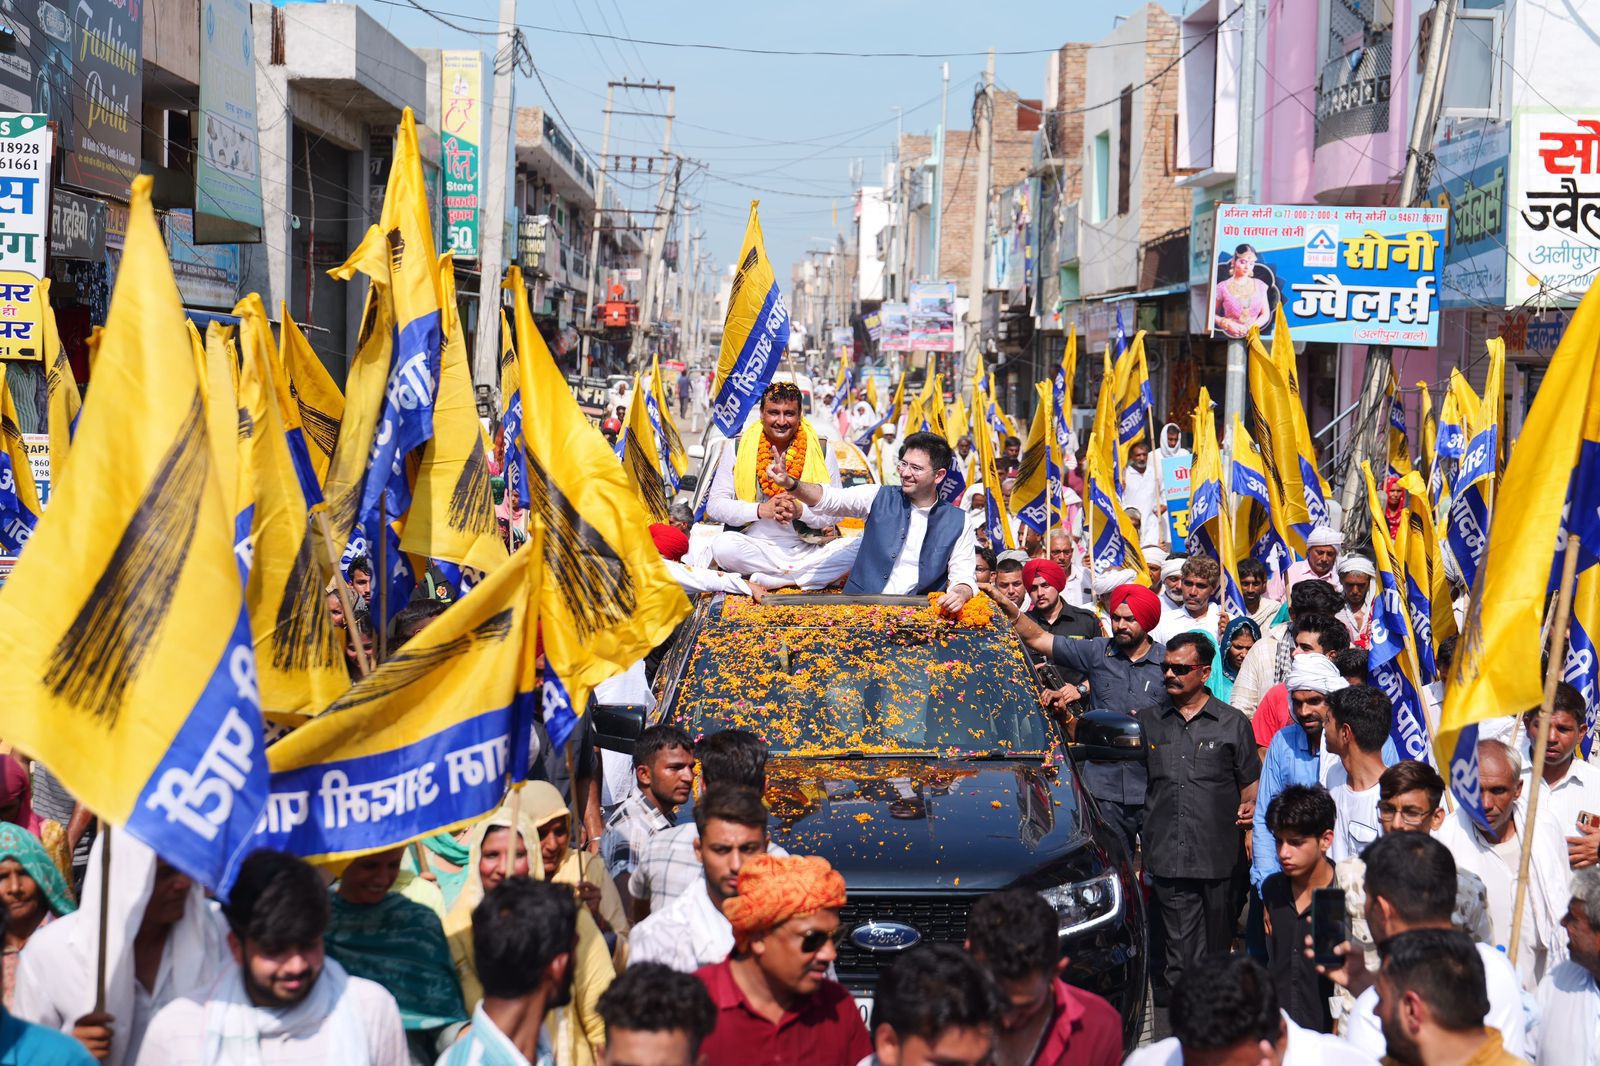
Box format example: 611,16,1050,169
1207,203,1446,347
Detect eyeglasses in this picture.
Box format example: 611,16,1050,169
895,460,931,475
797,928,840,953
1161,662,1198,676
1377,803,1437,826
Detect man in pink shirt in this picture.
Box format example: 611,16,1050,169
965,889,1123,1066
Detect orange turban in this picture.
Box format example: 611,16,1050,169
721,854,847,948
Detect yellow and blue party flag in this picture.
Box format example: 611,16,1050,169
277,307,343,506
1444,339,1504,591
1563,569,1600,758
1363,462,1433,763
709,202,790,437
1247,321,1313,550
974,385,1015,551
1086,431,1148,585
619,371,672,521
0,176,267,892
1188,389,1245,618
1230,415,1294,580
649,355,688,491
1395,469,1454,680
1011,381,1055,534
257,533,543,863
1438,279,1600,828
40,279,80,486
0,364,42,555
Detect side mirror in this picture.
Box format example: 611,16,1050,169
1069,709,1145,762
593,703,648,755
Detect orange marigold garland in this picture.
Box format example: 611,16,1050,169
757,434,807,497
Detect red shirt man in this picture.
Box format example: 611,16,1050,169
695,854,871,1066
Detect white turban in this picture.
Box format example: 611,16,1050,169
1159,558,1186,581
1144,546,1170,565
1093,568,1137,597
1336,555,1377,577
1307,526,1344,549
997,549,1031,567
1285,653,1350,694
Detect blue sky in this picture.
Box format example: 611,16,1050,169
362,0,1172,284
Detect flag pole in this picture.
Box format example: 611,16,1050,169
313,512,373,677
376,491,389,663
1508,532,1582,966
94,820,111,1014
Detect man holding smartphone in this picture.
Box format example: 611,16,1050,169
1519,683,1600,869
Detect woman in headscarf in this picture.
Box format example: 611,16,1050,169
0,822,76,1009
1212,616,1261,705
524,782,630,967
443,797,616,1066
324,846,467,1063
1384,475,1406,540
0,757,42,837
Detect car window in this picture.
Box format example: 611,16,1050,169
672,599,1051,755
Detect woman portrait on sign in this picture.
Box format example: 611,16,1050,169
1213,243,1273,339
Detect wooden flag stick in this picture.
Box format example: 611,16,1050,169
507,782,523,876
93,820,111,1014
375,490,389,664
312,511,373,677
1509,533,1582,966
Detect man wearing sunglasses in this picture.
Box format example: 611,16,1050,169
1140,631,1261,996
695,854,870,1065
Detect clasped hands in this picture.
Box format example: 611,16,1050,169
760,461,801,521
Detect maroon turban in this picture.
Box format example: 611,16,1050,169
1021,559,1067,593
649,523,690,562
1109,583,1162,633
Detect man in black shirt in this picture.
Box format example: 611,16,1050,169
1142,631,1261,995
1020,558,1098,673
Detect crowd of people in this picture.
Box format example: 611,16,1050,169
2,374,1598,1066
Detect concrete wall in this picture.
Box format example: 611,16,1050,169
1260,0,1319,204
857,185,889,302
925,89,1035,298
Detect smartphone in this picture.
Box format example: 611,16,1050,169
1579,811,1600,832
1311,888,1348,968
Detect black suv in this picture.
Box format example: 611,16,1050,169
598,591,1148,1047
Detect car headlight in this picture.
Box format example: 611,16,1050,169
1039,871,1122,938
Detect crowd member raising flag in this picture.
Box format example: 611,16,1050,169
0,174,268,891
1361,462,1433,764
256,532,546,861
708,202,790,437
513,268,690,717
399,254,506,579
234,294,350,720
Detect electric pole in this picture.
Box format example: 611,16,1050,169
580,82,616,377
470,0,519,390
960,49,994,388
933,61,949,281
632,144,681,368
1222,0,1258,430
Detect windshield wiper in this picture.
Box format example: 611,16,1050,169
955,748,1045,761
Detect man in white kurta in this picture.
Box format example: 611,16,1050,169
133,851,407,1066
706,383,841,581
13,835,235,1066
1535,869,1600,1066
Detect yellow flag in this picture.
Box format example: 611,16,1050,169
924,374,949,439
400,254,506,575
649,355,688,484
709,202,790,437
235,294,348,721
199,321,244,536
517,286,690,712
1397,469,1456,671
1437,277,1600,823
259,534,544,863
1271,308,1333,513
1417,381,1437,481
620,371,671,521
40,279,80,487
865,376,880,413
1386,374,1414,480
1085,430,1148,584
973,384,1015,551
945,392,969,449
0,363,43,553
279,307,344,488
1248,323,1312,550
498,310,519,417
1088,347,1120,484
0,175,266,888
1011,381,1053,533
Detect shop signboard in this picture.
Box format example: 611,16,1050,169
165,209,241,309
879,302,911,351
0,115,51,277
50,188,106,260
195,0,264,243
0,5,72,129
64,0,142,201
1207,203,1446,346
440,51,482,260
909,281,956,351
1428,120,1508,309
1506,110,1600,307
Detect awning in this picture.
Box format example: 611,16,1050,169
1100,283,1187,303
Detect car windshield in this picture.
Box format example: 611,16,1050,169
672,597,1053,756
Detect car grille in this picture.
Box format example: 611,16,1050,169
833,895,979,986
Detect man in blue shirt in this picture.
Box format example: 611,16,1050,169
1250,654,1398,892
